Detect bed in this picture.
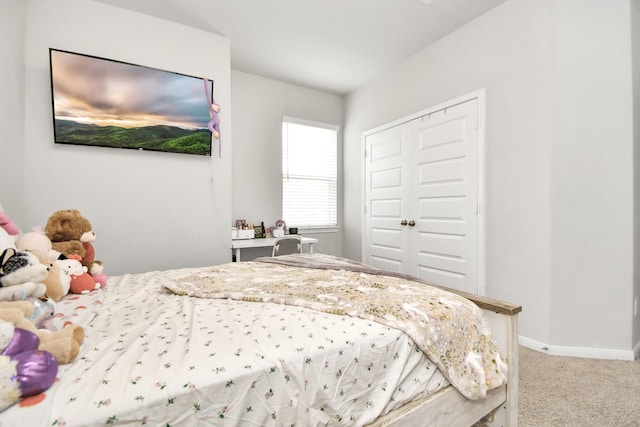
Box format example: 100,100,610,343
1,253,521,426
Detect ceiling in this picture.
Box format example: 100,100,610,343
94,0,507,95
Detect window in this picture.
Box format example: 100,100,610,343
282,117,338,229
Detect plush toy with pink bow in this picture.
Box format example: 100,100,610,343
57,255,100,295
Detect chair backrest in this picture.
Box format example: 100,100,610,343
272,235,303,257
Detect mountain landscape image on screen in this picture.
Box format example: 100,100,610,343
54,119,211,155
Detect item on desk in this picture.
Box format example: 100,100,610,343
254,223,265,239
232,228,254,240
273,219,286,238
288,227,298,235
239,230,254,239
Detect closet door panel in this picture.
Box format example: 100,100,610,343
410,99,478,293
416,264,466,290
364,124,411,272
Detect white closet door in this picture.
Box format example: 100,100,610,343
410,99,478,293
364,97,480,294
363,123,411,273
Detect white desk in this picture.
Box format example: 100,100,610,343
230,236,318,261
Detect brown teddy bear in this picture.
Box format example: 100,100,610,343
0,300,84,364
44,209,105,280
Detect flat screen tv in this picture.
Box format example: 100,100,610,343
49,48,213,156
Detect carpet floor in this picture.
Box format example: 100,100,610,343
518,346,640,426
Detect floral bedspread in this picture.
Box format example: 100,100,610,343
163,254,508,400
1,265,449,426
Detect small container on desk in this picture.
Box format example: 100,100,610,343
232,228,255,240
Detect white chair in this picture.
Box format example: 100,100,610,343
272,235,302,257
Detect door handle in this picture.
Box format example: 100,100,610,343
408,220,416,227
400,220,408,226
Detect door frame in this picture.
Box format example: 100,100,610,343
361,89,487,295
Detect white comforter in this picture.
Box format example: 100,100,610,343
1,266,448,426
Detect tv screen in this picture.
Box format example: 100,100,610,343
49,48,213,156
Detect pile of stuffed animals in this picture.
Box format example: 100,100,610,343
0,208,107,412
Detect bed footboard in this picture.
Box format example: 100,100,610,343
368,295,521,427
481,303,520,426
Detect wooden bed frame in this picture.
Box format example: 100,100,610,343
368,292,522,427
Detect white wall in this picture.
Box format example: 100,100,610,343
632,0,640,351
18,0,232,274
344,0,638,356
549,0,634,353
0,0,27,219
230,70,344,259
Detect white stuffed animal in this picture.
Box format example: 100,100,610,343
16,228,61,262
57,257,99,295
272,219,286,238
0,249,48,301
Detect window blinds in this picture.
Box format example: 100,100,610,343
282,118,338,228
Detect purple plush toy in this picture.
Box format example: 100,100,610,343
0,319,58,412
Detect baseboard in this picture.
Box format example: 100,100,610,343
519,336,637,361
